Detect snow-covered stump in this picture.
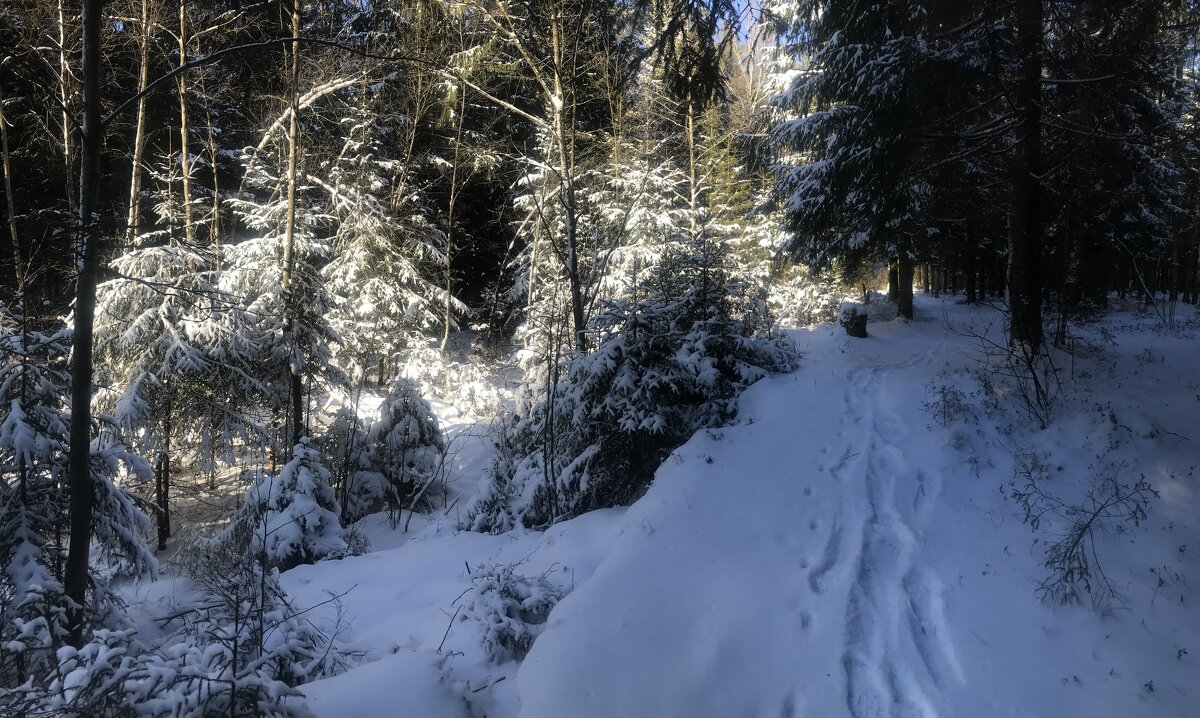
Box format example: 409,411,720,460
840,302,868,338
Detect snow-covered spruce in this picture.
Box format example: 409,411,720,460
1,310,72,681
226,148,345,423
468,238,797,532
220,439,346,571
326,378,445,522
367,379,445,512
93,238,271,552
1,306,158,703
320,99,459,379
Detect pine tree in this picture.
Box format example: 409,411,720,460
222,439,345,571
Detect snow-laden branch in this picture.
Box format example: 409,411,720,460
252,76,364,154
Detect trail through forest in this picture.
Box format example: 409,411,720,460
508,297,1197,718
515,305,967,718
108,296,1198,718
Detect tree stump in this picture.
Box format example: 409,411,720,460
840,305,868,338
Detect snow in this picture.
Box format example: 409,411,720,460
514,298,1198,718
299,651,461,717
119,295,1199,717
281,509,626,717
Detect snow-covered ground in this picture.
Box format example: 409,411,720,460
139,295,1199,717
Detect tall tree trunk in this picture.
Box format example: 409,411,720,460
203,90,221,244
685,103,701,239
177,0,194,246
65,0,104,649
156,396,171,551
897,242,914,319
550,13,586,353
965,247,977,304
441,89,466,359
57,0,76,220
887,260,899,301
1,79,22,287
280,1,304,446
1009,0,1044,351
126,0,152,241
2,76,30,505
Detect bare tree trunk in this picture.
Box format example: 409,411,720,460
126,0,153,241
685,104,700,239
155,392,172,551
897,242,914,319
204,91,221,244
1009,0,1044,351
280,1,304,446
2,76,30,505
441,90,466,359
1,79,22,286
177,0,194,246
550,14,586,353
65,0,104,649
965,247,977,304
57,0,76,219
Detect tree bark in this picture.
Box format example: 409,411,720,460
1,78,22,286
965,247,977,304
156,398,171,551
177,0,195,246
897,245,914,319
2,76,30,505
550,13,586,353
280,1,304,446
57,0,77,220
441,89,466,359
65,0,105,649
125,0,152,241
1008,0,1044,351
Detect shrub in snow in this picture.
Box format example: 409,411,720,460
468,238,798,532
1,552,342,717
320,406,373,521
389,339,506,418
324,380,446,523
166,546,345,715
1011,451,1158,608
922,382,974,428
221,440,346,571
459,563,565,662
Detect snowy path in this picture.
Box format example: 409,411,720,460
280,297,1199,718
516,325,963,718
835,351,961,718
514,301,1199,718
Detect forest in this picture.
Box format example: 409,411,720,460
1,0,1198,715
